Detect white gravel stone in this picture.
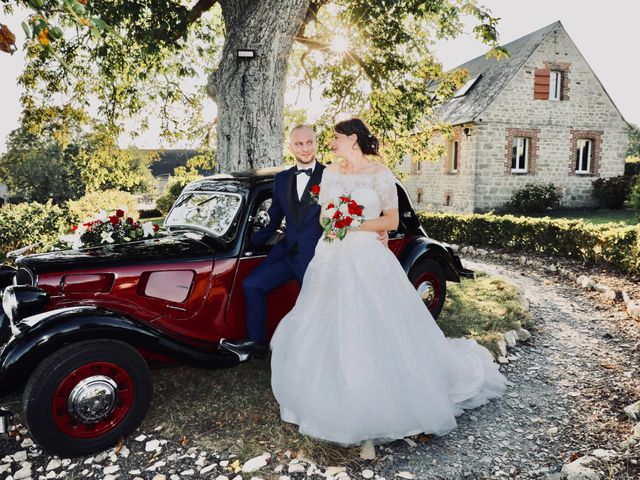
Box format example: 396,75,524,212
624,401,640,421
547,427,559,435
362,469,375,478
219,461,229,467
396,472,414,479
170,475,180,480
503,330,518,348
13,451,27,462
45,470,56,479
516,328,532,341
134,435,147,442
104,465,120,474
129,470,142,475
181,469,195,476
591,449,617,460
145,440,161,452
104,475,118,480
325,467,347,476
119,446,130,458
14,462,32,480
214,476,229,480
496,337,508,357
561,456,600,480
152,475,167,480
0,464,11,475
83,457,94,465
200,464,216,474
403,438,417,447
633,422,640,438
360,440,376,460
628,301,640,319
288,463,306,474
20,438,34,448
242,453,270,473
46,459,61,471
577,275,596,290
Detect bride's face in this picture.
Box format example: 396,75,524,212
330,132,357,159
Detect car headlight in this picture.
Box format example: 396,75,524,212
1,287,18,321
1,285,49,323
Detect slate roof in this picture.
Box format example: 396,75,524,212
435,21,561,125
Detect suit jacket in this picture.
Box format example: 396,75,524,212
251,162,325,274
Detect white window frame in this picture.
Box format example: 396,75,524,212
549,70,561,101
511,137,529,173
575,138,593,174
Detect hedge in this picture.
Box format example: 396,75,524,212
418,211,640,273
0,201,69,260
66,190,139,224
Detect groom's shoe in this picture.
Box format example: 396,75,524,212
219,338,268,361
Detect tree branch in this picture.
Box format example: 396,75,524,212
173,0,219,41
294,35,368,71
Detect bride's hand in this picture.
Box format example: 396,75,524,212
377,230,389,248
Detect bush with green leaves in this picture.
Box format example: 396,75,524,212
629,175,640,220
66,190,139,224
505,183,562,213
592,175,635,209
0,201,69,260
156,179,190,215
417,211,640,273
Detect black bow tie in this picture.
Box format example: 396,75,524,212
295,168,312,176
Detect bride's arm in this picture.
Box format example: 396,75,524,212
358,209,399,232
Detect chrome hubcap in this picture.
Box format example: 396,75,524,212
417,280,435,305
67,375,118,423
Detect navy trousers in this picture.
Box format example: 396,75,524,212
243,253,305,344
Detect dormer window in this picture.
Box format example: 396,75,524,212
453,75,481,98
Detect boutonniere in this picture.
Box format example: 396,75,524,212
309,184,320,205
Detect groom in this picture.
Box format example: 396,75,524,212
220,125,325,358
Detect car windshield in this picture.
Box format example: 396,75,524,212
165,192,242,237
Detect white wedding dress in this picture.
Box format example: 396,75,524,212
270,168,506,446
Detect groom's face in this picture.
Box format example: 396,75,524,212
289,127,317,165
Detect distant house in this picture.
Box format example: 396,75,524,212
149,149,215,196
402,21,630,212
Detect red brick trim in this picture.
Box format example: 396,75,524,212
543,61,571,100
504,128,540,175
568,130,603,177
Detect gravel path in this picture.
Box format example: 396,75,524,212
1,256,639,480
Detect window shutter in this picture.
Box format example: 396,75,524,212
534,68,550,100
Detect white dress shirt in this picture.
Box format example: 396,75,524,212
296,161,316,200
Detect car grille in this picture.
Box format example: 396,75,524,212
15,268,34,286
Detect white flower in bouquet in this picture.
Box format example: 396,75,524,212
142,222,156,238
95,210,109,222
100,231,115,244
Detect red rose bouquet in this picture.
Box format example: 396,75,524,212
321,195,365,242
53,209,161,250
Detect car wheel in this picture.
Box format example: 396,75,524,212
22,339,152,457
408,257,447,319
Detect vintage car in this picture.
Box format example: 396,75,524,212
0,167,472,457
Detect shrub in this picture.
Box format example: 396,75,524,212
156,179,190,215
592,175,635,209
417,211,640,274
626,157,640,176
506,183,562,213
0,201,69,260
629,176,640,220
66,190,139,224
139,208,162,219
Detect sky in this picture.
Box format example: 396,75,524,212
0,0,638,152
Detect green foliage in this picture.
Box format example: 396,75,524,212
0,201,69,259
592,175,635,209
155,179,189,215
0,106,156,203
628,124,640,158
66,190,139,223
626,157,640,176
506,183,562,213
629,176,640,220
417,211,640,273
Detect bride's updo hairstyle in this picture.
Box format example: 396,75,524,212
335,118,379,156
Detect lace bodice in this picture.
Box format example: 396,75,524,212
318,168,399,219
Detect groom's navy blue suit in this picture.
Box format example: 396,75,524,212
244,162,325,344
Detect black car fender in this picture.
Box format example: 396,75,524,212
0,306,238,392
397,237,461,283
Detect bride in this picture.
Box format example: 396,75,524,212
270,118,506,448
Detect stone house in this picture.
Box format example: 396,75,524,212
402,21,630,213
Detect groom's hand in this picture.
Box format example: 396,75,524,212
377,230,389,248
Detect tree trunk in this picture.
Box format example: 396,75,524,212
208,0,310,173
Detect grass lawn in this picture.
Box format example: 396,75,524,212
524,209,638,226
140,271,530,467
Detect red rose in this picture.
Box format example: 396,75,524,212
153,224,159,232
355,206,363,216
339,196,350,202
326,203,335,209
126,217,134,224
348,203,357,215
332,210,342,219
335,220,344,229
70,225,78,233
343,216,353,226
109,215,119,225
115,209,125,217
311,184,320,195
